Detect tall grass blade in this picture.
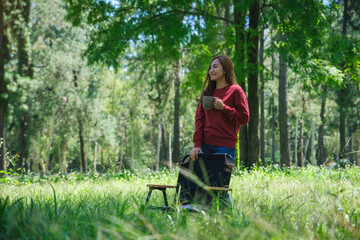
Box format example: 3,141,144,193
48,181,58,216
0,196,9,227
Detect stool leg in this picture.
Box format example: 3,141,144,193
173,185,180,205
161,189,169,207
145,188,153,206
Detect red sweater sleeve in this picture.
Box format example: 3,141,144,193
222,89,249,125
193,100,205,148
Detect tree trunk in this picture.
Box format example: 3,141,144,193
339,92,347,154
234,0,248,167
0,106,6,173
338,0,349,154
356,105,360,165
40,138,47,175
300,118,304,167
305,132,311,164
357,133,360,166
156,124,161,172
79,120,87,172
278,50,291,167
0,0,9,173
101,147,104,170
310,116,315,165
46,120,54,173
347,120,353,163
73,70,87,172
223,0,231,56
172,59,181,164
124,116,129,168
94,141,97,172
169,132,172,170
17,0,32,172
17,116,26,171
248,0,260,167
239,94,248,166
30,136,38,173
130,117,135,169
119,119,125,170
161,122,168,167
40,126,54,175
133,118,141,167
259,29,265,165
78,115,86,172
271,50,276,165
271,96,276,164
149,113,154,158
60,139,67,174
317,85,327,165
295,118,298,167
17,0,31,76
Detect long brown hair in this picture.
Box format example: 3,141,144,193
202,56,237,96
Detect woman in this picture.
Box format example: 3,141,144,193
190,56,249,161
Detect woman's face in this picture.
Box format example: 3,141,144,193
209,59,225,82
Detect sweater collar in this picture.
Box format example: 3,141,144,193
214,84,232,92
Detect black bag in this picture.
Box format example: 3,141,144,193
176,153,233,205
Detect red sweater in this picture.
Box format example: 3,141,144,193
193,84,249,150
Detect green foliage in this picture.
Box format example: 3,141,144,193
303,59,344,89
182,44,213,96
64,0,191,68
2,0,359,174
269,0,328,54
327,33,360,84
1,168,360,239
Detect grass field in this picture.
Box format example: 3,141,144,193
1,166,360,239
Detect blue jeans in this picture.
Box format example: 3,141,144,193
201,143,235,163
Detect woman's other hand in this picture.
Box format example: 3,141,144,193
190,147,202,160
213,97,224,110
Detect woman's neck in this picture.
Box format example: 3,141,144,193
216,78,228,89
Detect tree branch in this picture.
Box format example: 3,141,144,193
148,8,234,24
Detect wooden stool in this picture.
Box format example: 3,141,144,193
204,186,232,201
203,186,232,192
145,153,233,210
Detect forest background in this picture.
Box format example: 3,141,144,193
0,0,359,174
